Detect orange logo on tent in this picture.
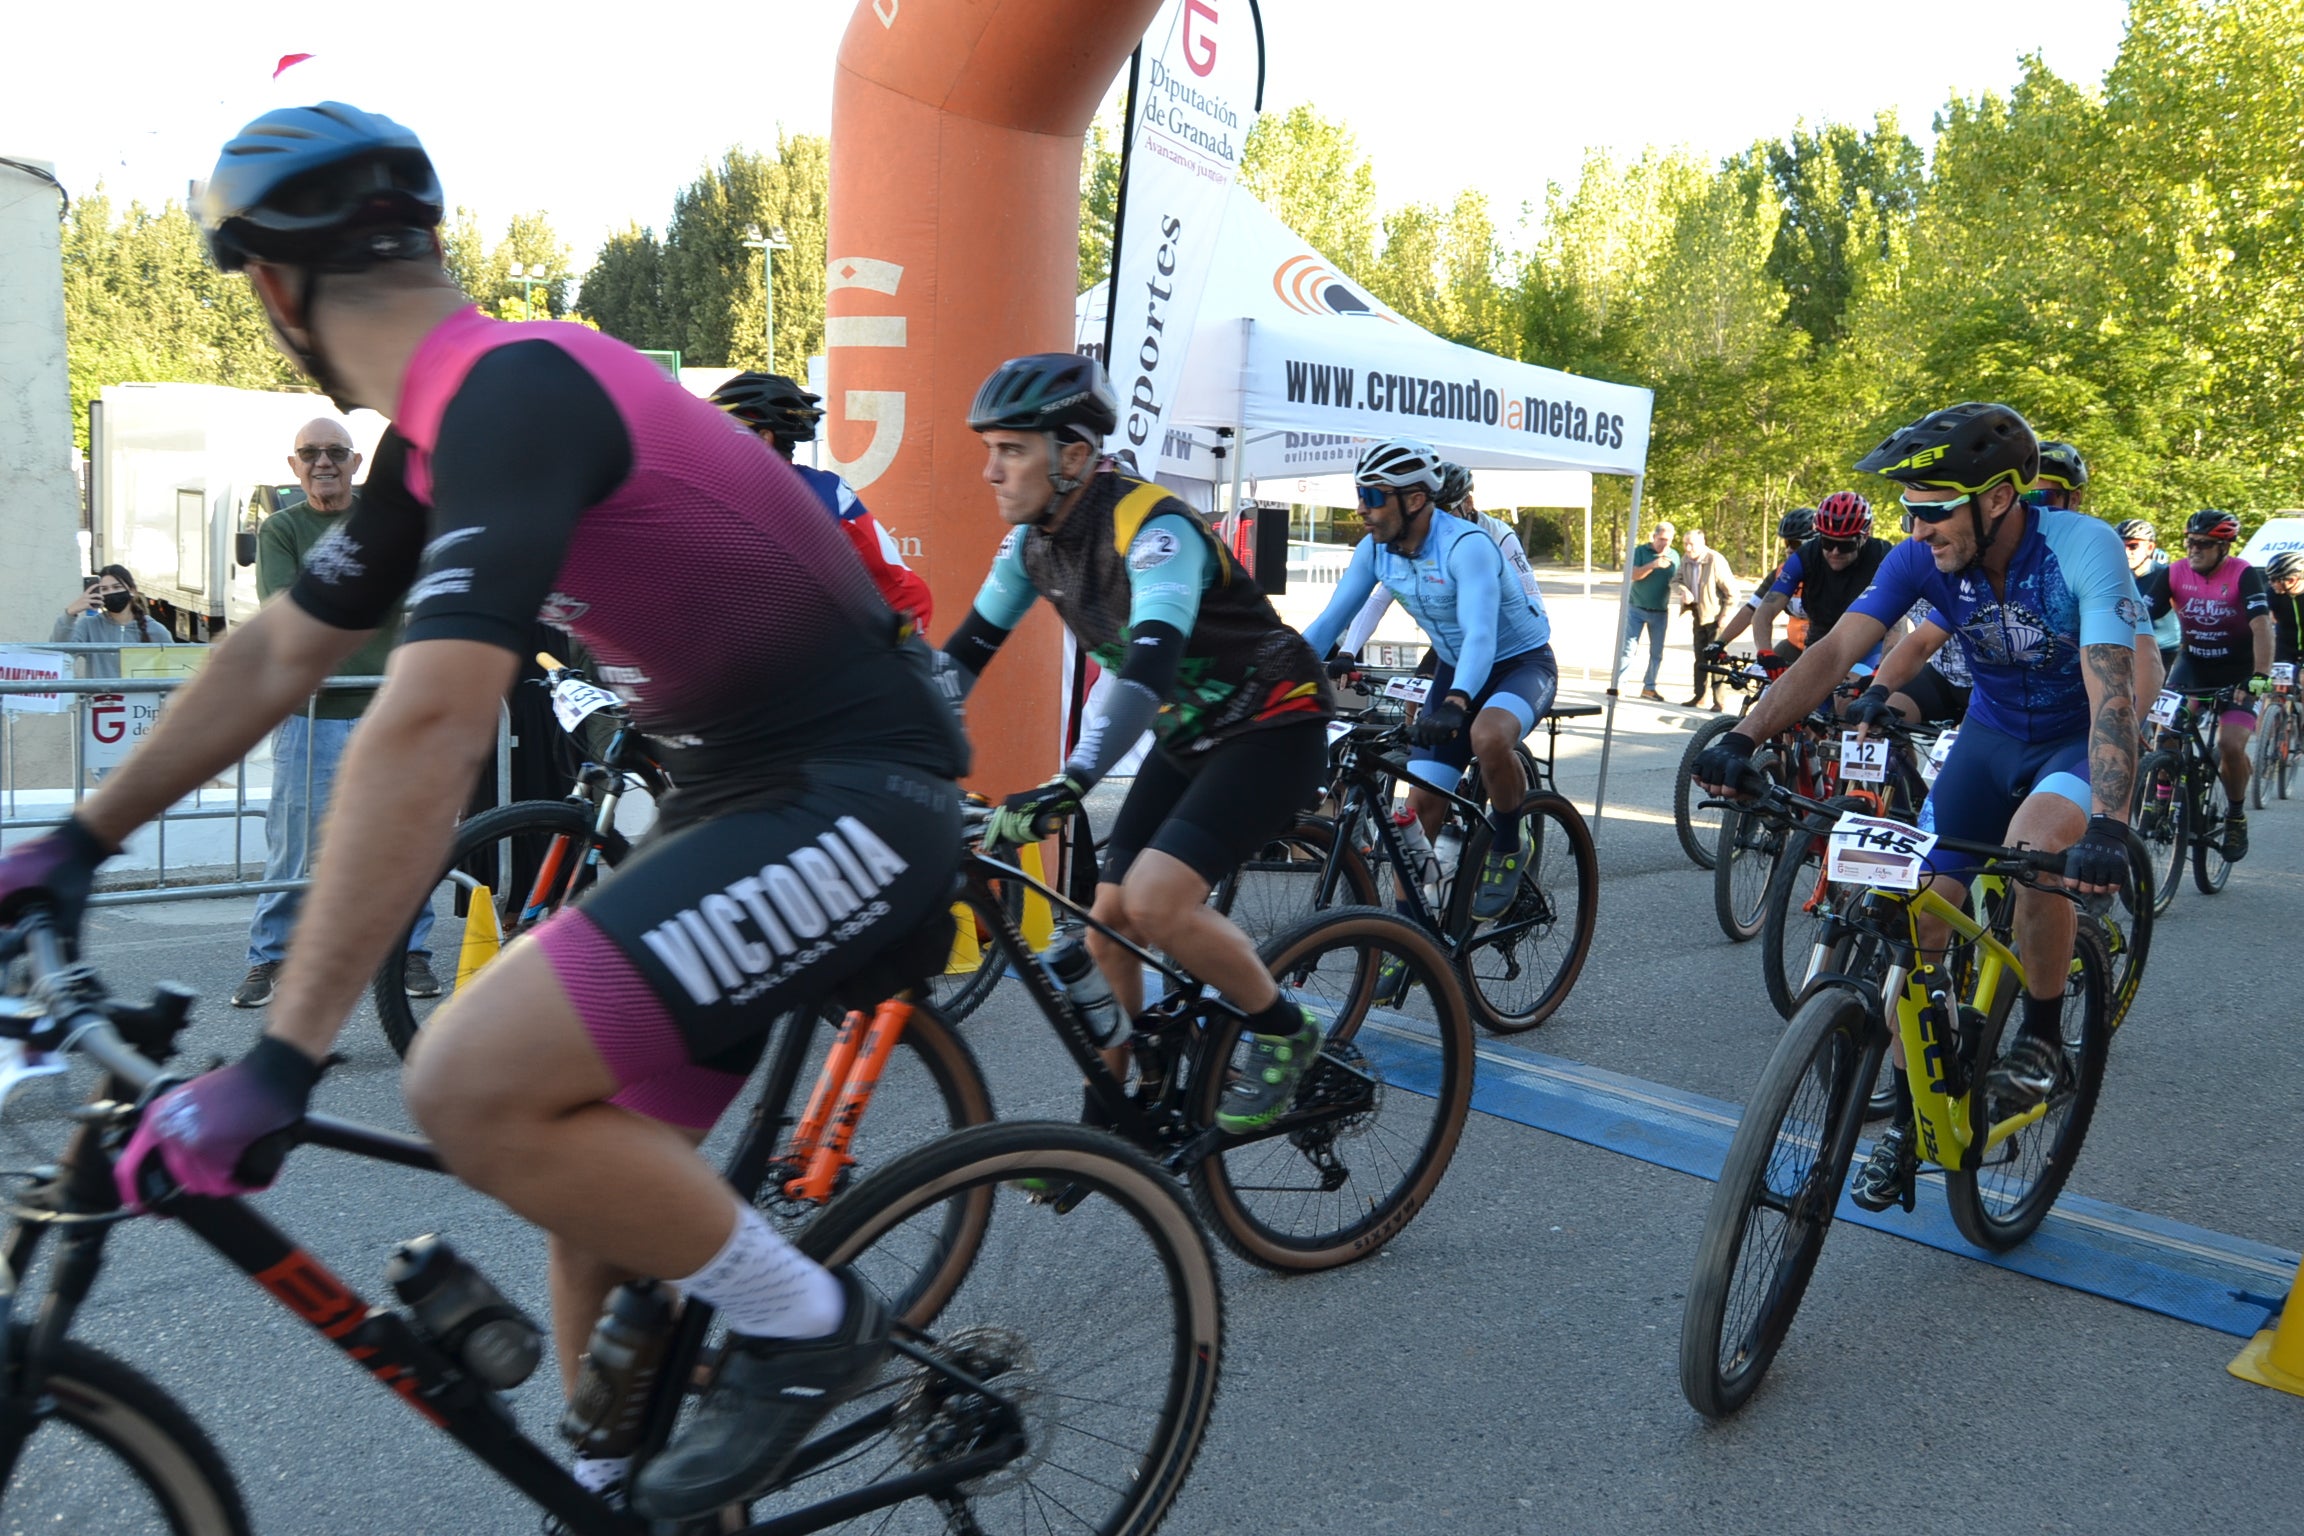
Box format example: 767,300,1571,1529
1272,256,1394,321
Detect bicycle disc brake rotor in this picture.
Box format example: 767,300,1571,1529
895,1326,1045,1497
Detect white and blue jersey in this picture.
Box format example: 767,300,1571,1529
1302,512,1551,699
1847,509,2147,745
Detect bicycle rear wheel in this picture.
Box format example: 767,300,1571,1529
1675,714,1740,869
1189,907,1475,1270
926,874,1027,1026
2131,751,2186,917
2280,705,2298,799
0,1330,250,1534
1712,749,1790,943
374,798,626,1058
2252,717,2277,809
1208,815,1378,948
2192,773,2234,894
1444,793,1597,1031
746,1122,1221,1536
1680,986,1878,1418
1944,926,2110,1251
1757,817,1838,1021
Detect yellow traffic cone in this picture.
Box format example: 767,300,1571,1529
2229,1255,2304,1397
1018,842,1055,952
943,902,981,976
455,885,503,990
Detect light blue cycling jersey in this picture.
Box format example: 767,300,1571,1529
971,510,1211,635
1301,512,1550,698
1848,508,2146,743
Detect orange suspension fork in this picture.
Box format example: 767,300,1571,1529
783,999,914,1205
519,836,574,923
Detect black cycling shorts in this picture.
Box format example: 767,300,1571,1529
1408,645,1560,789
1900,662,1971,726
533,763,960,1128
1101,720,1328,888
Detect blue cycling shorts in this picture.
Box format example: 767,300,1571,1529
1407,645,1560,791
1917,720,2089,876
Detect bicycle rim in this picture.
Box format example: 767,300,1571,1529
1446,795,1596,1031
2098,824,2154,1033
2252,724,2274,809
744,1004,996,1327
1676,715,1739,869
1758,833,1830,1022
1680,988,1875,1418
751,1122,1222,1536
1190,907,1474,1270
1711,749,1786,943
923,876,1026,1025
2192,776,2233,894
1210,816,1376,949
2132,753,2186,917
1,1333,250,1535
1943,927,2110,1252
373,799,619,1057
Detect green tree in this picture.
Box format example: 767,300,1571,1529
1239,106,1380,279
577,224,673,350
655,133,830,371
1759,116,1924,347
1368,191,1512,353
1078,115,1123,295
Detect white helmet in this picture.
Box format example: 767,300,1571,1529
1354,437,1443,494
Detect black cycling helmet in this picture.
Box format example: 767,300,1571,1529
1778,507,1816,544
2268,550,2304,582
201,102,442,274
1435,461,1473,512
2115,518,2156,544
711,372,822,454
968,353,1119,445
2035,440,2089,491
1855,402,2039,493
2186,508,2241,542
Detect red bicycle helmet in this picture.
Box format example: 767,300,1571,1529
2186,508,2241,543
1814,491,1873,540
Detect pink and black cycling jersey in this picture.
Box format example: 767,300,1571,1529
288,306,966,804
2140,556,2269,686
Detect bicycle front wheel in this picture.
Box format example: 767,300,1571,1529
2131,751,2186,917
1680,986,1879,1418
1675,714,1741,869
925,874,1026,1025
1189,907,1475,1270
374,798,627,1057
766,1122,1223,1536
1944,925,2110,1251
1712,748,1789,943
2252,716,2276,809
0,1330,251,1534
2098,824,2155,1033
2192,773,2234,894
1444,792,1597,1031
1209,815,1378,948
1757,826,1832,1021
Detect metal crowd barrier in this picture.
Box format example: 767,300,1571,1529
1,644,511,907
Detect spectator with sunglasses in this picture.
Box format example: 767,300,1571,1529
236,416,435,1009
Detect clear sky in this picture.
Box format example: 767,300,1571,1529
1,0,2130,269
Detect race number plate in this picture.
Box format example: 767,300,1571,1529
551,677,622,733
1825,812,1939,891
1327,719,1354,744
1382,676,1433,704
1921,727,1958,786
2275,663,2296,686
2147,690,2182,731
1838,732,1889,784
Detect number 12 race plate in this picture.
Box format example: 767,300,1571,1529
1838,732,1889,784
1825,811,1939,891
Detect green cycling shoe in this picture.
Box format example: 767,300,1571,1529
1216,1009,1325,1134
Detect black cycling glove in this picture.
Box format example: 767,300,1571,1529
2063,814,2130,890
1408,694,1470,747
1693,730,1765,796
1847,684,1899,734
1324,651,1359,682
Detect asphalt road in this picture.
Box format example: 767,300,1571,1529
10,691,2304,1535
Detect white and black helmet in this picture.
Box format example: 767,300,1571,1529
1354,437,1444,494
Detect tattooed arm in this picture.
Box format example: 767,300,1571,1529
2081,640,2138,822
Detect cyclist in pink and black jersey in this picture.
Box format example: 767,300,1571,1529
2138,507,2274,858
0,104,952,1519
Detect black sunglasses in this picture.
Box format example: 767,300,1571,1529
1818,537,1862,555
295,444,353,464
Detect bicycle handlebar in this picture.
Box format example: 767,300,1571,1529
0,915,163,1094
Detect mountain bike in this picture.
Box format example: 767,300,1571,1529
2250,662,2298,808
2133,684,2249,914
0,910,1223,1535
1673,654,1779,869
1212,687,1598,1034
1680,784,2112,1418
1713,682,1899,943
371,657,1025,1055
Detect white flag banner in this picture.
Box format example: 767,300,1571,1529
1103,0,1263,462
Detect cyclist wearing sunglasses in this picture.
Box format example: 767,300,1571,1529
1749,491,1893,670
1301,436,1557,921
2117,517,2183,669
1698,401,2147,1211
2136,507,2274,858
1709,507,1813,662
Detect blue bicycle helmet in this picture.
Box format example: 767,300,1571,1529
202,102,442,274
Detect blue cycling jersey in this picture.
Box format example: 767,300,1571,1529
1848,508,2146,743
1301,512,1551,698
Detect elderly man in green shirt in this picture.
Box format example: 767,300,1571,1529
235,417,437,1006
1619,518,1680,701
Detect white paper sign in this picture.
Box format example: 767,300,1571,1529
1922,727,1958,786
0,649,70,714
551,678,622,734
2147,690,2182,731
1838,732,1888,784
1326,719,1353,744
2274,663,2296,686
1382,676,1433,704
1825,812,1939,891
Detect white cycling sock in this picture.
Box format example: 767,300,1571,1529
675,1201,845,1340
571,1455,630,1498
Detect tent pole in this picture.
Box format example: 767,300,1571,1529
1590,471,1646,827
1582,496,1594,682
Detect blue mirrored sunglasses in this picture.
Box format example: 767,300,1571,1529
1356,483,1394,511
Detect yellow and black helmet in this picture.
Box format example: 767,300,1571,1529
2035,440,2088,491
1855,402,2040,494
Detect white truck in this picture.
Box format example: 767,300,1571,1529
87,383,388,640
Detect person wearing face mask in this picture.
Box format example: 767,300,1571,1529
52,566,174,678
236,416,435,1009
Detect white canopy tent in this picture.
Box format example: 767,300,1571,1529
1078,187,1660,818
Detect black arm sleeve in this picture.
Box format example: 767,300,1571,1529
398,342,633,653
2239,563,2271,617
287,428,429,631
941,606,1013,679
2141,564,2171,620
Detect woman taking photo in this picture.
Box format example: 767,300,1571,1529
51,566,173,678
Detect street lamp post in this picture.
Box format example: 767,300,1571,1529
509,262,551,320
741,224,792,372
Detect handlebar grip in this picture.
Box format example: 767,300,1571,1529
535,652,566,674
